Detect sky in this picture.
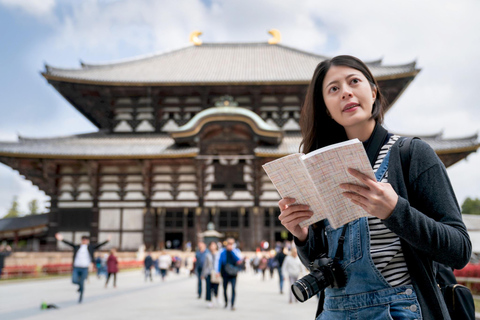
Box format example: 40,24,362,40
0,0,479,216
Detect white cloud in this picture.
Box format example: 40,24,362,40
0,0,56,18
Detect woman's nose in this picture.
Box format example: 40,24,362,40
342,90,353,99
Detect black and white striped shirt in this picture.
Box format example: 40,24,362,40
369,135,411,287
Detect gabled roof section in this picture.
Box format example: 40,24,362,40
42,43,419,86
171,99,283,145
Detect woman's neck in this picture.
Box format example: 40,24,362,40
345,120,376,142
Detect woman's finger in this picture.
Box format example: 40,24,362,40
280,210,312,223
278,197,296,210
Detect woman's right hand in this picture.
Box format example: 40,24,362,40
278,198,312,242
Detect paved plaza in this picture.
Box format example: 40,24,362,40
0,268,318,320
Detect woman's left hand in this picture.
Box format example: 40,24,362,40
340,168,399,220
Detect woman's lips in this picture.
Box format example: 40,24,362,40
343,103,360,112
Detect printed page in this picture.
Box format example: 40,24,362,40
301,140,374,229
262,154,327,228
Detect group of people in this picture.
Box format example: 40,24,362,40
195,238,243,310
143,250,173,281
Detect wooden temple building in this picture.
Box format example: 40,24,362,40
0,33,479,251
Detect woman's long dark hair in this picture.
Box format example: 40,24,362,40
299,55,386,153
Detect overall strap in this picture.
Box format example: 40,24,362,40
333,225,348,263
375,151,390,182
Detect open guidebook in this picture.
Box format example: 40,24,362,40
262,138,375,229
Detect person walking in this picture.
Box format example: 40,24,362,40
0,244,12,280
278,55,471,319
267,250,277,279
105,248,118,288
218,237,242,311
195,241,207,299
281,248,304,303
158,251,172,281
144,251,154,282
201,241,221,308
274,246,287,294
55,233,110,303
258,254,268,280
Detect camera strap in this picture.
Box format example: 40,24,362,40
333,225,348,263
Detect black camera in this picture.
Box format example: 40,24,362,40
291,255,346,302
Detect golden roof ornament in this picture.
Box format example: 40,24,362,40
189,31,202,46
268,29,281,45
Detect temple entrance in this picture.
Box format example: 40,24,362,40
275,231,293,242
165,232,183,249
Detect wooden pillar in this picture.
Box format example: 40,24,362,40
142,160,155,248
89,161,100,242
158,208,165,249
269,208,275,248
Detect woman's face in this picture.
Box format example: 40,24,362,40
209,243,217,252
322,65,377,134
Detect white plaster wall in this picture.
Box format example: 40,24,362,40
99,208,121,230
122,208,144,230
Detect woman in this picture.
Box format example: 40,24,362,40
105,248,118,288
201,241,221,308
278,55,471,319
281,247,304,303
158,251,172,281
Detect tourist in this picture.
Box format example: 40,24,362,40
55,233,110,303
218,237,242,311
267,250,277,279
158,251,172,281
195,241,207,298
258,254,268,280
201,241,221,308
0,244,12,280
144,251,153,282
274,246,287,294
277,55,471,319
281,248,304,303
105,248,118,288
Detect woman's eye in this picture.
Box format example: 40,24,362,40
329,86,338,93
351,78,360,84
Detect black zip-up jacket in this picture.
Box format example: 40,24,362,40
295,129,471,320
62,239,109,267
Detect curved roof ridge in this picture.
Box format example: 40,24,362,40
175,105,280,133
365,58,384,66
78,44,195,69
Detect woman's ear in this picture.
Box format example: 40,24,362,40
371,85,377,102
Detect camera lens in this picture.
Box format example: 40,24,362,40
291,271,328,302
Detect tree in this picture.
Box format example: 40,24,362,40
28,199,40,215
462,197,480,215
4,196,21,218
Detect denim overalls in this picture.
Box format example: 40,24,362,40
317,152,422,320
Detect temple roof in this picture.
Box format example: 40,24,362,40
0,214,48,232
255,132,480,157
42,43,419,85
0,132,198,159
0,131,477,164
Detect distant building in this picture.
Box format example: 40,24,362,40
0,36,478,251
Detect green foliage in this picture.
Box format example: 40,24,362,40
28,199,40,215
462,197,480,215
4,196,21,218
